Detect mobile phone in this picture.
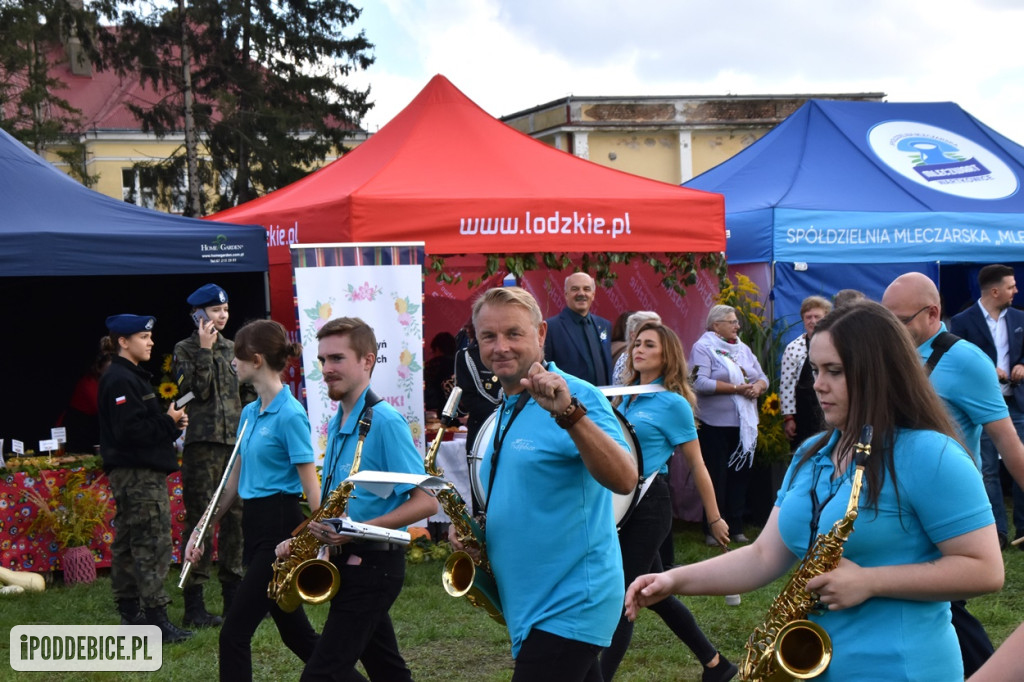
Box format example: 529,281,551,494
190,309,210,328
175,391,195,409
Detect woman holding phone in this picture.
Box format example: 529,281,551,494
184,319,321,682
174,283,250,626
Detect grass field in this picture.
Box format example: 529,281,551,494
1,521,1022,681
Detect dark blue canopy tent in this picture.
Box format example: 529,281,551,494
0,128,268,447
685,99,1024,339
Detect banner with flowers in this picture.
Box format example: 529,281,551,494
292,243,426,465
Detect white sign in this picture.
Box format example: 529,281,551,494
294,261,425,465
51,427,67,444
12,440,24,455
868,120,1018,200
10,625,161,672
39,439,58,453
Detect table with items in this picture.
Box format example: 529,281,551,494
0,455,189,573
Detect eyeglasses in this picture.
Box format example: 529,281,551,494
896,306,930,325
718,319,741,326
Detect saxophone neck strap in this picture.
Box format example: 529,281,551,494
324,388,384,493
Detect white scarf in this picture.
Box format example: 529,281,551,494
697,331,759,470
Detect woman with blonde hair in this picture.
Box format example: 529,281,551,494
601,321,736,681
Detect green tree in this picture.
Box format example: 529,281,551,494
94,0,374,215
0,0,98,185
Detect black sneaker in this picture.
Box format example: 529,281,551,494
702,653,738,682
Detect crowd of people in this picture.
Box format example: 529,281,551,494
85,263,1024,680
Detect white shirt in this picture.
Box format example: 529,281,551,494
979,299,1011,395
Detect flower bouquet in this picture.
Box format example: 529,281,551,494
26,470,110,583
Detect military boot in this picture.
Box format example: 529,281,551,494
183,584,223,628
116,598,146,626
144,606,193,643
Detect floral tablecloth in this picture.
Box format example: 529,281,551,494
0,466,188,573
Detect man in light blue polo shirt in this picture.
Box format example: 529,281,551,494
295,317,437,682
456,286,636,682
884,272,1024,677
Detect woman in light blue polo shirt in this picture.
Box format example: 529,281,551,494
627,302,1003,681
184,319,322,682
602,321,737,681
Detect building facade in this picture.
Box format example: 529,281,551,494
501,93,886,184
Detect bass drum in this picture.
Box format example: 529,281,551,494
468,408,644,529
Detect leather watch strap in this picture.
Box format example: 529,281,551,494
554,396,588,429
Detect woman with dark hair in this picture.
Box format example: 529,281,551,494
627,301,1003,681
690,304,768,544
184,319,321,681
602,321,736,681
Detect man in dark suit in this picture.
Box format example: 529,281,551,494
950,264,1024,548
543,272,613,386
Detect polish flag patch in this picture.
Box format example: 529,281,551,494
115,396,127,405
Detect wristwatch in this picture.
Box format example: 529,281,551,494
553,396,588,429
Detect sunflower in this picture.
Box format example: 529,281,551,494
158,382,179,400
161,354,173,373
761,392,781,416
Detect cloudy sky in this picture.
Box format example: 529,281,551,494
346,0,1024,144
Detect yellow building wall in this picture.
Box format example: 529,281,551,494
586,131,681,184
691,129,767,177
42,135,359,211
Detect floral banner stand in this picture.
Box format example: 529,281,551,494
0,459,191,573
291,242,426,466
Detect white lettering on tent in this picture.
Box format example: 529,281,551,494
786,225,996,247
458,212,631,239
267,221,299,248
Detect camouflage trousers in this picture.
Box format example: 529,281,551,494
181,442,244,586
108,467,172,609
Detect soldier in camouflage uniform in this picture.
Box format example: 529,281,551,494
173,284,250,627
98,314,192,643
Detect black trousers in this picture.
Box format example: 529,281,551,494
219,494,319,682
300,544,410,682
697,423,753,533
513,628,604,682
600,477,717,680
951,599,994,678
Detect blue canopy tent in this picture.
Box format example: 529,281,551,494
686,99,1024,339
0,128,269,446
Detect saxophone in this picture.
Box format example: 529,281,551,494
741,425,873,682
426,388,505,624
267,406,374,613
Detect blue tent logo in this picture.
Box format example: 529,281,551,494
868,120,1018,200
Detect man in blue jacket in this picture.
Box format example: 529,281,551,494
950,264,1024,549
543,272,612,386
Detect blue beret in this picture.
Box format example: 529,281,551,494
106,314,156,336
187,283,228,308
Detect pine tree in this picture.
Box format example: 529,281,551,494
94,0,374,215
0,0,98,185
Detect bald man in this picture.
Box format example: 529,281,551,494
883,272,1024,676
543,272,613,386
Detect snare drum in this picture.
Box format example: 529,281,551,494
468,407,644,529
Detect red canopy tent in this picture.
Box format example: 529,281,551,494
210,74,725,332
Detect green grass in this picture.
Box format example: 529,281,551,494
2,521,1022,681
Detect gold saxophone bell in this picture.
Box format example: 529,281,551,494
274,557,341,614
442,551,504,624
770,620,832,681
